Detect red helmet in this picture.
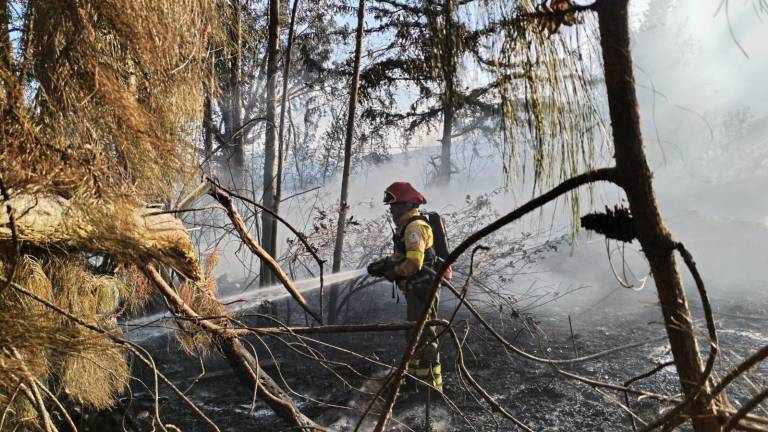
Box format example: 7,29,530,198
383,182,427,205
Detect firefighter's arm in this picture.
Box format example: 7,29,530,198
367,252,405,279
392,222,431,278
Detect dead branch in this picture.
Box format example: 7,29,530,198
34,377,77,432
448,327,534,432
676,242,719,387
17,382,56,432
207,176,325,276
371,167,617,431
209,185,323,324
710,345,768,405
143,265,326,431
0,385,21,430
429,267,667,365
443,246,489,328
724,390,768,432
175,180,212,211
557,368,678,402
12,348,56,432
230,319,450,335
593,387,648,428
624,362,674,431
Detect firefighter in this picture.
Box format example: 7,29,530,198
367,181,442,392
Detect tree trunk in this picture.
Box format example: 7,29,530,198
203,89,213,173
0,195,204,281
440,101,454,184
327,0,366,324
229,0,245,186
260,0,280,287
438,0,455,185
270,0,301,263
596,1,721,430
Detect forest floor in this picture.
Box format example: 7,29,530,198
106,282,768,432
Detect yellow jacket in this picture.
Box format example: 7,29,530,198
390,209,434,280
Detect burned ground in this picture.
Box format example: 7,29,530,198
104,283,768,431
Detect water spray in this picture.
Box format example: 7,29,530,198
123,267,368,340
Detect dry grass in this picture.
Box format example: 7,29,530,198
2,0,221,203
1,1,223,426
176,251,225,355
59,334,129,410
0,255,131,425
117,263,156,316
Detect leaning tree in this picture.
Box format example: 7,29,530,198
0,1,321,430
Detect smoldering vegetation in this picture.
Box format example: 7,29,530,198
1,0,767,431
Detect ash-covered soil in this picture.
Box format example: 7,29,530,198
107,284,768,432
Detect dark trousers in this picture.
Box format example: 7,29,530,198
404,277,440,380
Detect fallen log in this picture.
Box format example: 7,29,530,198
0,194,202,281
230,319,449,335
0,193,322,430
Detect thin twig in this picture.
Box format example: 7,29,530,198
280,186,321,202
623,361,674,431
209,189,322,324
448,327,534,431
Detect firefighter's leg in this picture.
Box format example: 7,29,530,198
404,286,421,392
423,289,442,392
404,286,422,393
406,283,442,392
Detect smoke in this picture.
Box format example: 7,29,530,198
198,0,767,318
530,0,768,314
325,0,768,316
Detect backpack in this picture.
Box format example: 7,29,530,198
420,211,453,280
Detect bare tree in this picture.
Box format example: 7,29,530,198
437,0,457,184
260,0,281,287
596,1,721,430
271,0,302,264
328,0,367,324
229,0,245,185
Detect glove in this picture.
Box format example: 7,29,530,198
367,257,393,278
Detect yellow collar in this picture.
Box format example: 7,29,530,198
396,209,421,232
